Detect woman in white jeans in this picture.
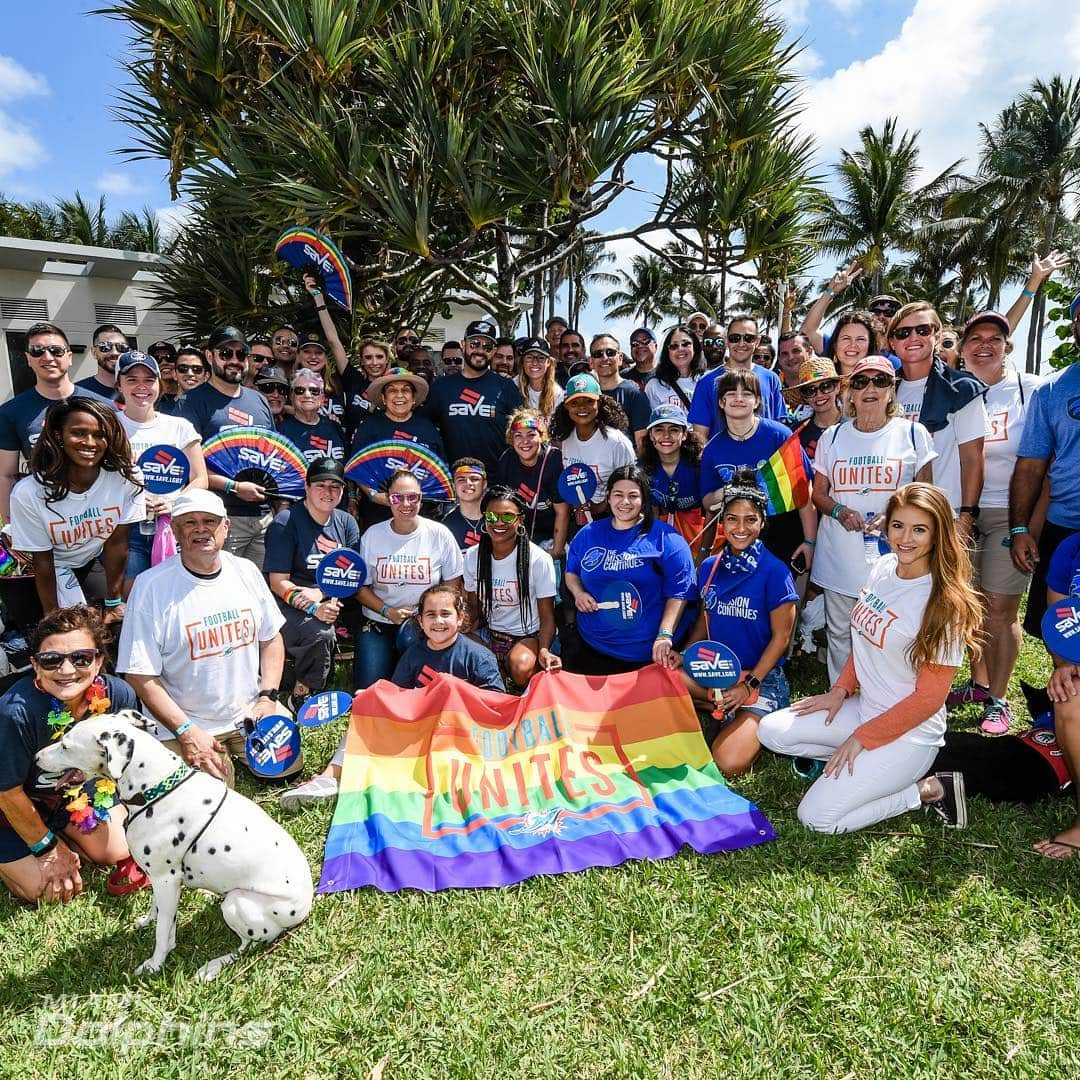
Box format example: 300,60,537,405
759,483,982,834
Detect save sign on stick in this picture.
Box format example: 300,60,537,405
317,548,366,599
558,464,597,514
137,445,189,495
1042,598,1080,664
681,641,742,691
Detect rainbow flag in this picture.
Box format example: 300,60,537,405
318,666,774,894
759,429,811,513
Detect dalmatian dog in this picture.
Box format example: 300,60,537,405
36,710,314,981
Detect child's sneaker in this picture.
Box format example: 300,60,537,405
946,680,990,707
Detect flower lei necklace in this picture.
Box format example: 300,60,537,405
39,676,118,832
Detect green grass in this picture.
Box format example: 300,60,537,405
2,639,1079,1079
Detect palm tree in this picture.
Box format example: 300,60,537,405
603,255,675,327
564,233,619,327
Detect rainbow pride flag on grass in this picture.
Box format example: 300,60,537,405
318,665,774,894
759,428,811,513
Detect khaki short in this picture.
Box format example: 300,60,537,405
972,506,1031,596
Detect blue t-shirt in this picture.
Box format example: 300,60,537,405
263,503,360,590
277,416,347,463
687,364,787,434
0,385,115,459
423,371,523,471
605,380,651,436
566,517,696,661
700,417,811,516
1047,531,1080,597
0,674,139,797
1017,364,1080,529
649,458,702,512
347,412,445,462
177,382,276,518
698,543,798,673
76,375,120,401
391,636,504,692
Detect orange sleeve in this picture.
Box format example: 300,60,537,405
854,664,957,750
834,654,858,697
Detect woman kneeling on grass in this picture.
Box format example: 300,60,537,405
680,470,798,776
757,483,982,834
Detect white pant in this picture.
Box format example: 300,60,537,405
823,590,857,684
758,699,937,834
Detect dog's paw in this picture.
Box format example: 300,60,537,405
133,958,164,977
194,952,237,982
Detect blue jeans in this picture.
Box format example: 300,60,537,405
125,526,153,580
353,616,420,689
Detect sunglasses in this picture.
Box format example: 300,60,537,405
703,337,724,347
389,492,422,505
668,340,694,351
467,340,494,351
726,332,757,344
590,348,619,358
870,305,900,317
176,364,204,375
752,352,770,362
442,356,463,365
34,648,101,671
396,336,420,346
95,341,127,352
292,386,322,396
940,338,957,348
151,353,174,364
850,373,896,390
217,346,248,360
249,354,271,364
891,324,934,341
484,510,520,524
801,379,839,398
630,338,652,347
273,336,299,347
262,384,287,394
689,323,707,331
28,344,69,358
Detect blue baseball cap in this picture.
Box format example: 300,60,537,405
564,373,601,400
116,350,160,378
646,404,689,430
630,327,656,344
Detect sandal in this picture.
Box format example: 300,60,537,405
107,856,151,896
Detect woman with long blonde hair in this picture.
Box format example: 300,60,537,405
516,340,564,419
758,482,983,834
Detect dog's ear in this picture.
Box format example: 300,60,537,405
96,728,134,779
116,708,157,734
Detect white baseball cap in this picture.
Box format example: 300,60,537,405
171,489,227,520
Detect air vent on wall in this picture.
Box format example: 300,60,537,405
93,303,137,325
0,297,50,320
424,327,447,343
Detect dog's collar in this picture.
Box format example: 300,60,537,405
137,763,195,806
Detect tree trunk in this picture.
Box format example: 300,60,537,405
1027,205,1060,374
719,246,727,325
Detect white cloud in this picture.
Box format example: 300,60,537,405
97,171,145,197
155,202,194,241
0,54,47,179
772,0,810,27
0,55,48,100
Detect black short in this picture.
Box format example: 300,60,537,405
1023,519,1079,640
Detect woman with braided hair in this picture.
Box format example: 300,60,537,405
464,486,560,689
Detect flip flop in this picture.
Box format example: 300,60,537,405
1034,834,1080,861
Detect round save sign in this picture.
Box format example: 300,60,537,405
557,463,597,506
316,548,366,598
243,714,302,778
137,445,190,495
681,640,743,690
1042,598,1080,664
296,689,354,729
596,582,643,628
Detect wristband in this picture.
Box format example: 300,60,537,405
824,287,835,297
1022,287,1035,298
306,601,319,616
380,603,390,618
804,538,816,547
1009,525,1029,536
174,719,194,737
655,630,673,640
103,597,123,608
311,287,323,296
30,830,57,855
224,478,237,494
830,503,844,520
959,505,980,519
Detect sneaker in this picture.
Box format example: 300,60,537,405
792,757,824,781
980,698,1013,735
927,772,967,829
279,774,339,811
946,680,990,708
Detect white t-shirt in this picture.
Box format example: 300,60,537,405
10,469,146,606
119,411,200,464
559,427,637,504
463,541,557,636
359,517,464,623
526,384,565,416
118,551,285,737
896,377,986,509
645,375,700,416
981,371,1044,508
849,553,963,747
812,418,937,597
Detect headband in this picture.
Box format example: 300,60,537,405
720,478,768,516
454,465,487,481
510,417,543,433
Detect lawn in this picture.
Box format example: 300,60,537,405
2,637,1079,1079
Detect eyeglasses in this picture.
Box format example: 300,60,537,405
273,336,299,347
703,337,724,347
850,373,896,390
442,356,463,365
590,348,619,358
34,648,101,671
217,346,248,360
939,338,957,348
726,333,757,344
801,380,839,398
484,510,520,524
689,322,707,331
95,341,126,353
262,385,287,394
752,352,770,362
249,354,271,364
176,364,203,375
151,353,174,363
466,339,494,351
292,386,322,396
630,338,652,347
389,492,422,505
396,336,420,346
28,344,70,359
891,324,933,341
870,305,900,318
668,340,694,351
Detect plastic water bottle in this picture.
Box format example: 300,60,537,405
140,511,156,536
863,512,882,564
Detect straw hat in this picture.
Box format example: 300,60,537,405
367,366,430,409
782,356,845,408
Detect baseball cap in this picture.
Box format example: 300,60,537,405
298,331,326,352
630,327,656,344
207,325,247,350
961,310,1010,341
116,350,160,378
519,336,551,357
464,319,498,340
147,340,177,360
849,356,897,379
564,373,601,401
306,457,345,485
647,404,689,430
545,316,569,330
868,294,902,313
172,489,227,519
255,366,289,389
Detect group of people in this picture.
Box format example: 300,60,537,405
4,246,1080,907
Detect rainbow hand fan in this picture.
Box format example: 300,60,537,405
345,440,454,501
275,226,353,310
202,427,308,500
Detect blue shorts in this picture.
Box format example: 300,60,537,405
742,665,790,717
0,800,70,864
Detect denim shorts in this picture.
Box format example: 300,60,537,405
743,665,790,718
125,526,153,580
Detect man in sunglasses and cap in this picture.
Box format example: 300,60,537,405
148,340,180,401
622,327,658,390
75,323,127,402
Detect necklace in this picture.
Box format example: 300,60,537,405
44,676,111,738
727,417,759,442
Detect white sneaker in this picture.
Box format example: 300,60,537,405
279,774,339,811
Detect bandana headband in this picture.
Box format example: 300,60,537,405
720,480,768,517
454,465,487,481
511,417,543,433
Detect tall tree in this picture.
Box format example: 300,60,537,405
603,255,675,327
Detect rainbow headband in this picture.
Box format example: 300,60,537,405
510,417,544,434
454,465,486,481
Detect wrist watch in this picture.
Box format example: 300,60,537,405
745,674,762,692
257,689,279,702
959,505,980,518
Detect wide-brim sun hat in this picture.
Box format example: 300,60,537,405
367,366,430,409
782,356,846,407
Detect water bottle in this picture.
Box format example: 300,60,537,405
863,512,882,564
140,511,156,536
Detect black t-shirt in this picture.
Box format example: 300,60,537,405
0,384,115,459
787,415,830,462
340,366,373,439
423,371,523,471
493,446,565,546
347,412,445,461
441,505,484,552
277,415,348,463
604,380,650,436
263,503,361,590
76,375,120,401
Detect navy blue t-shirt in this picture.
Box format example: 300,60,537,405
440,505,484,552
263,503,361,590
340,365,373,439
0,385,115,459
391,635,504,692
604,380,651,437
423,371,523,470
76,375,119,401
178,382,276,518
277,416,347,463
1047,532,1080,597
493,446,565,546
0,674,139,797
347,412,445,462
566,517,696,661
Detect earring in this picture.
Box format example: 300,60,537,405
516,523,527,537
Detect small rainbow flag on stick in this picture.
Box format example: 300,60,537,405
318,666,774,894
759,430,811,514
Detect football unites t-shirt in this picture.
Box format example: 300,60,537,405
276,415,347,463
391,636,504,692
559,427,636,505
687,364,788,434
566,517,696,662
698,542,798,673
424,371,523,470
896,376,986,510
981,371,1043,509
463,541,557,637
493,446,565,546
263,503,361,590
359,517,464,624
0,384,115,460
645,374,701,416
848,553,963,747
1018,363,1080,529
811,418,937,598
118,551,286,737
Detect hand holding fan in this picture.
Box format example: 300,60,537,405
275,226,353,311
202,427,308,500
345,440,454,501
